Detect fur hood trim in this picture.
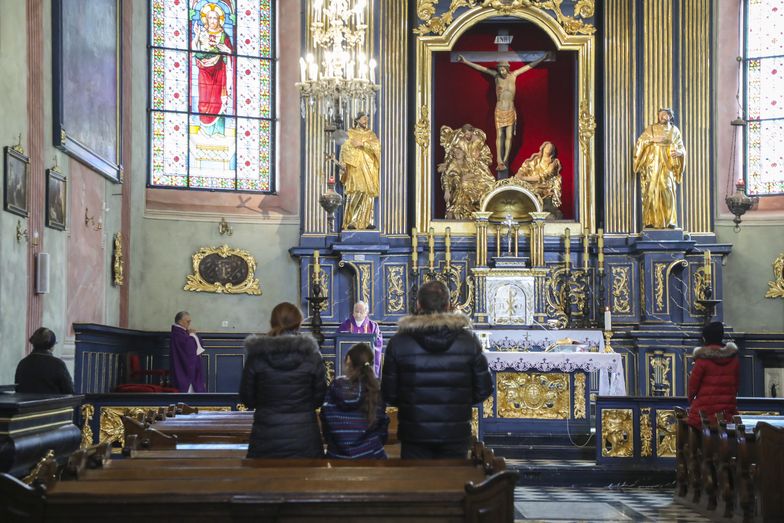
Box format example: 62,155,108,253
692,341,738,359
244,333,320,357
397,312,472,334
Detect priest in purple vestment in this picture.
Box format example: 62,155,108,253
338,301,383,375
169,311,205,392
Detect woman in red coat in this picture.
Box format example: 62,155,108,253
687,322,740,429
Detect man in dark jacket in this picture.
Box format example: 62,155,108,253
15,327,74,394
382,280,493,459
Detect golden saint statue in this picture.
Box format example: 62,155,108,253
633,108,686,229
340,113,381,230
512,141,563,216
438,124,496,220
458,54,545,171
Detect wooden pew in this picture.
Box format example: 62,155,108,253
0,442,517,522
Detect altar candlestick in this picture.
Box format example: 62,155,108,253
604,307,612,331
583,228,590,271
597,228,604,270
703,250,712,279
428,227,435,271
564,228,571,271
411,227,418,266
445,227,452,270
313,250,321,282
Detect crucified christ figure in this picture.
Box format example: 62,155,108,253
457,53,546,171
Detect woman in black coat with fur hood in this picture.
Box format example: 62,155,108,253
240,302,328,458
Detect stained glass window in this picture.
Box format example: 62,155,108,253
149,0,275,192
744,0,784,195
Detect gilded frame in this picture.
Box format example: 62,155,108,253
184,245,262,295
414,5,595,235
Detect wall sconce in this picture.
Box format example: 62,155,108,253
84,208,103,231
218,217,233,236
16,220,28,243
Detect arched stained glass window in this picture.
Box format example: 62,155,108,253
744,0,784,195
149,0,275,192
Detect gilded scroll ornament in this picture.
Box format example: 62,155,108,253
601,409,633,458
471,406,479,439
765,253,784,299
693,267,710,312
414,0,477,35
654,263,666,311
578,100,596,148
99,407,149,448
611,266,631,314
80,403,95,448
112,233,124,286
414,105,431,150
23,450,56,486
358,264,372,305
483,393,495,418
656,410,677,457
386,265,406,313
573,373,586,419
325,359,335,383
497,372,570,419
640,407,653,457
649,353,672,396
184,245,262,295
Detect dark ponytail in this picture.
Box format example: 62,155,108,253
345,343,380,426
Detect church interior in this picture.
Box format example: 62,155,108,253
1,0,784,521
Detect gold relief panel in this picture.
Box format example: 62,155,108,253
692,265,711,313
656,409,677,458
471,406,479,439
640,407,653,458
99,406,152,449
610,265,632,315
765,253,784,299
414,105,430,150
385,265,407,314
646,352,675,397
601,409,633,458
184,245,262,295
496,372,570,420
483,393,495,418
80,403,94,448
653,263,666,313
573,373,586,419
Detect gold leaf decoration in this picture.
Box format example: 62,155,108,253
765,253,784,299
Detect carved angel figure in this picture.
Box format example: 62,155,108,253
438,124,496,220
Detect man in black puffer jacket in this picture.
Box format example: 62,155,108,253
382,280,492,459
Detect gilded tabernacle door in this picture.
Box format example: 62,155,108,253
413,1,596,235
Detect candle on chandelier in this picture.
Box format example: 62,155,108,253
703,249,712,279
583,228,590,271
411,227,418,266
597,228,604,269
604,307,612,331
564,227,571,271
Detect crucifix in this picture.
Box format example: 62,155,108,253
501,213,518,255
452,29,554,175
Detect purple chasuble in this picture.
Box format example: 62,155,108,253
169,325,205,392
337,316,384,375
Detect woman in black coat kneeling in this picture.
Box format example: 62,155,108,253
240,302,328,458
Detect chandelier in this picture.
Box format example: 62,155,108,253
297,0,379,127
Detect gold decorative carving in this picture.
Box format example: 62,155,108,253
656,409,677,457
601,409,633,458
235,404,248,412
471,406,479,439
23,450,56,486
80,403,94,448
184,245,261,295
611,265,631,314
693,266,710,312
573,373,586,419
358,264,372,305
414,0,473,35
496,372,570,419
654,263,666,311
483,393,495,418
99,407,150,448
325,360,335,383
648,352,673,396
112,233,124,286
578,100,596,148
545,266,587,327
414,105,430,150
386,265,406,313
640,407,653,457
765,253,784,299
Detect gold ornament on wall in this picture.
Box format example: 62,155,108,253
656,410,677,457
611,265,632,314
765,253,784,299
184,245,262,295
112,233,124,286
601,409,633,458
640,407,653,457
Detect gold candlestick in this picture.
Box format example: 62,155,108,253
564,227,571,271
597,228,604,270
411,227,418,266
445,227,452,270
583,227,590,271
428,227,435,272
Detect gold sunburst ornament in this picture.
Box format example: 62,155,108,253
765,253,784,299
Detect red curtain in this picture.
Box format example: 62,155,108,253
432,22,576,219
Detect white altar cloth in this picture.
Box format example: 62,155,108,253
485,351,627,396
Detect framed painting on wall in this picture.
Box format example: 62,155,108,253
46,168,67,231
3,145,30,218
52,0,122,182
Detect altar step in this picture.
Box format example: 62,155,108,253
504,458,676,487
482,433,596,460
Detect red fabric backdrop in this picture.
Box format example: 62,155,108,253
432,22,576,219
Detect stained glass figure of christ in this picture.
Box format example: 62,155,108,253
149,0,274,192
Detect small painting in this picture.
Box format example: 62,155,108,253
4,146,29,217
46,168,67,231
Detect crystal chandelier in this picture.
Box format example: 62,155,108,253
297,0,379,127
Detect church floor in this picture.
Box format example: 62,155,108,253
513,486,710,522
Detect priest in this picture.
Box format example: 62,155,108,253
338,301,383,375
170,311,206,392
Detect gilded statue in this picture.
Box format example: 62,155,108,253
458,53,546,171
633,108,686,229
511,141,563,217
340,113,381,230
438,124,496,220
